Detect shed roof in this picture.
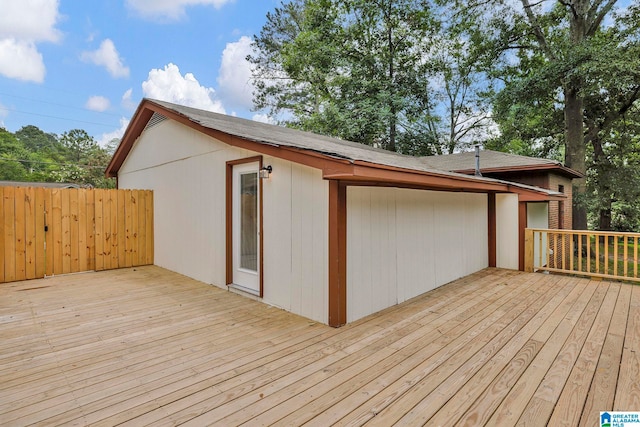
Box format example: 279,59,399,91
421,150,583,179
0,180,81,189
106,99,565,201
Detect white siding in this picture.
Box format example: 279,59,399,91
347,187,488,323
118,119,328,323
527,202,549,268
496,193,519,270
262,160,328,323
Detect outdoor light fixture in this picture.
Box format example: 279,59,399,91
259,165,273,179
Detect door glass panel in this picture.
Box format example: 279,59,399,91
240,172,258,271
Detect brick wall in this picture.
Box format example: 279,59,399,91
547,173,573,268
548,173,573,230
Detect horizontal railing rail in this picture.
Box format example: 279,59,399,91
524,228,640,283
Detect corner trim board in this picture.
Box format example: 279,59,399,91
488,193,497,268
328,180,347,327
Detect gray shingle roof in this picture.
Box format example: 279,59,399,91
122,99,565,198
0,181,81,188
422,150,559,170
152,99,450,175
420,149,582,178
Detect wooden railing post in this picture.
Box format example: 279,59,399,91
524,228,534,273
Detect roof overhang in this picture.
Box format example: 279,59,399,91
454,164,584,179
106,99,565,202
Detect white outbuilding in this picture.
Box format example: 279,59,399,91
106,99,564,326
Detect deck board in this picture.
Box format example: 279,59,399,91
0,266,638,427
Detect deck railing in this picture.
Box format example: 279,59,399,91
524,228,640,283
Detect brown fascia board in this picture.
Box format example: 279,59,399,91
105,99,563,201
453,163,584,179
105,99,354,178
326,162,565,201
105,101,155,177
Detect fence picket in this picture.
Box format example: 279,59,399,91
0,187,153,283
4,187,16,282
24,188,37,280
14,187,26,281
35,187,46,278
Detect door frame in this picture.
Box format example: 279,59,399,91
226,156,264,297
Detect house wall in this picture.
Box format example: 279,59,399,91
346,187,488,323
527,202,549,268
486,170,573,231
496,193,519,269
548,173,573,230
117,119,329,323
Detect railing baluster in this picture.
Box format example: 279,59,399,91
595,235,600,274
560,232,567,270
588,233,591,273
623,236,628,278
604,235,609,275
524,228,640,282
633,237,640,277
578,233,583,273
570,234,574,272
538,231,543,270
611,236,618,276
547,232,551,269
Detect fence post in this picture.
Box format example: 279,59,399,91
524,228,534,273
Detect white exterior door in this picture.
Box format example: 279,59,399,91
232,162,260,294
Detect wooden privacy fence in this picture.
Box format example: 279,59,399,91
525,228,640,283
0,187,153,284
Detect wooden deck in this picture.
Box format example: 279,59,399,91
1,266,638,426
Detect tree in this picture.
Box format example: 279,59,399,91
250,0,448,153
60,129,99,163
0,128,31,181
424,12,499,154
15,125,61,154
55,129,115,188
454,0,640,229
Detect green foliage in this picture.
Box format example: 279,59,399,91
249,0,495,154
251,0,640,231
455,0,640,231
0,126,115,188
0,128,31,181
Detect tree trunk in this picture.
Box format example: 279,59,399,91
563,1,590,231
564,85,587,230
598,204,612,230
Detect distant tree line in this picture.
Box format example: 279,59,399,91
249,0,640,232
0,125,116,189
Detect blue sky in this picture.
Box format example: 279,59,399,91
0,0,280,146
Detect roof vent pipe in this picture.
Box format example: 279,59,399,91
474,145,482,177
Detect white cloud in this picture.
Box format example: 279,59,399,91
252,113,275,124
0,0,60,83
81,39,130,79
98,117,130,147
85,95,111,112
121,88,137,110
0,39,46,83
142,63,225,113
217,36,255,110
0,0,61,42
126,0,234,21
